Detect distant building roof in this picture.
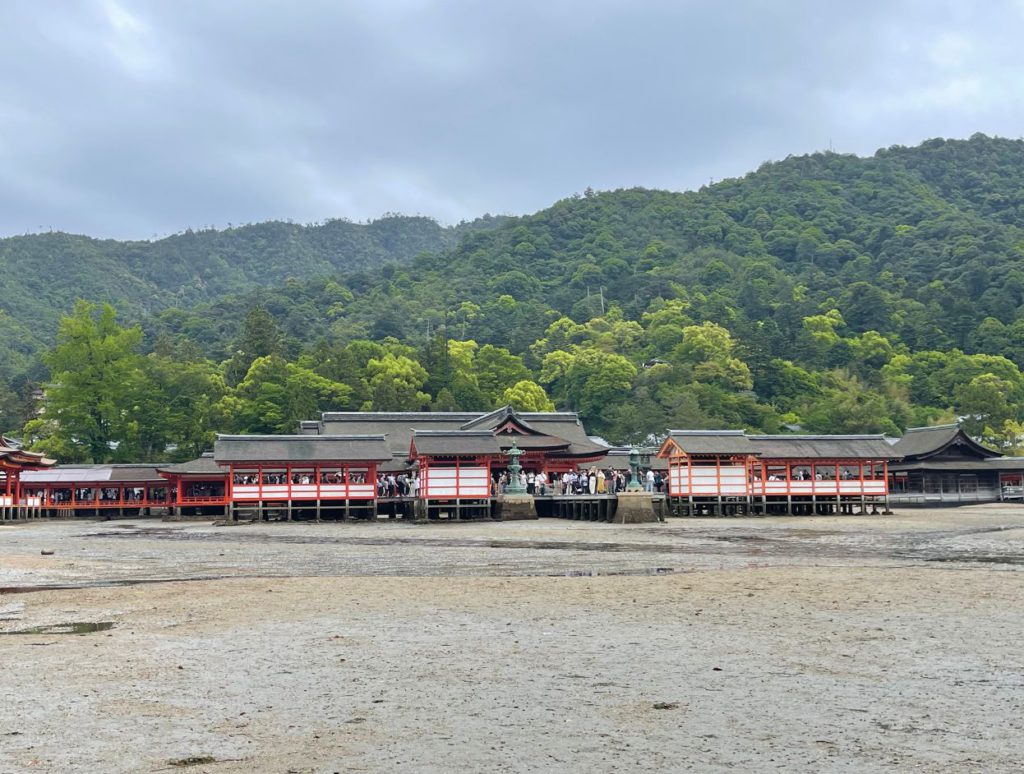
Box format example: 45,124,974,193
320,412,478,456
593,447,668,471
158,453,225,477
318,407,607,459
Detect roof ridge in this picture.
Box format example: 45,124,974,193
322,411,479,417
668,429,746,435
413,430,496,436
752,434,887,440
217,433,387,441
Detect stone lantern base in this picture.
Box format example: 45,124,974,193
612,491,658,524
496,494,537,521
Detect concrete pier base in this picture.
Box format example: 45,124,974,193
611,491,658,524
496,494,537,521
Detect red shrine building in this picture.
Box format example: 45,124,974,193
657,430,897,516
9,407,609,521
0,435,55,521
9,411,1024,522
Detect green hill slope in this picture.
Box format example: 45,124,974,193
172,134,1024,361
10,134,1024,454
0,214,504,379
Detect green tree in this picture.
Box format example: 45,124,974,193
474,345,531,405
955,373,1016,437
362,353,431,411
229,355,351,433
502,380,556,412
31,301,144,462
224,306,282,386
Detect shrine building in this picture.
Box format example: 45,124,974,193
657,430,897,516
10,411,1024,522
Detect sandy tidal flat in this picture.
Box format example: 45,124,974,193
2,507,1023,773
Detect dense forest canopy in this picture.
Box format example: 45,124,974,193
6,134,1024,461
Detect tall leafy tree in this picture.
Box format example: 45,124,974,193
27,301,144,462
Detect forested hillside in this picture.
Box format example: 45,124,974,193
0,214,505,380
9,134,1024,461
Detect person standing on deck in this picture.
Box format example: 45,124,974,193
597,468,606,494
588,468,597,495
645,469,655,493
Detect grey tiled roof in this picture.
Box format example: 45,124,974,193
318,408,608,458
158,454,225,476
22,464,165,484
412,431,504,456
890,424,999,460
214,434,392,463
748,435,898,460
664,430,756,455
592,448,668,471
320,413,477,456
891,458,1024,472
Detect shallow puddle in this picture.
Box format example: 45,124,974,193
1,621,114,635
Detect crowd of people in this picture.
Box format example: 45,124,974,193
232,470,368,486
371,467,666,498
492,467,665,495
376,472,418,498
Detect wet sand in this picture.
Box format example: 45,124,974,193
2,507,1023,772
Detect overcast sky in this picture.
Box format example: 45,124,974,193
2,0,1023,240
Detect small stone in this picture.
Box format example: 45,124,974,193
40,550,55,556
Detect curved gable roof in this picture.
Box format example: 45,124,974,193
892,424,999,461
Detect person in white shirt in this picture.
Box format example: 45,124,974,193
536,471,548,496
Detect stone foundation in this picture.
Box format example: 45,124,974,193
496,494,538,520
611,491,658,523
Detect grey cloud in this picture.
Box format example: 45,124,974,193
1,0,1022,239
